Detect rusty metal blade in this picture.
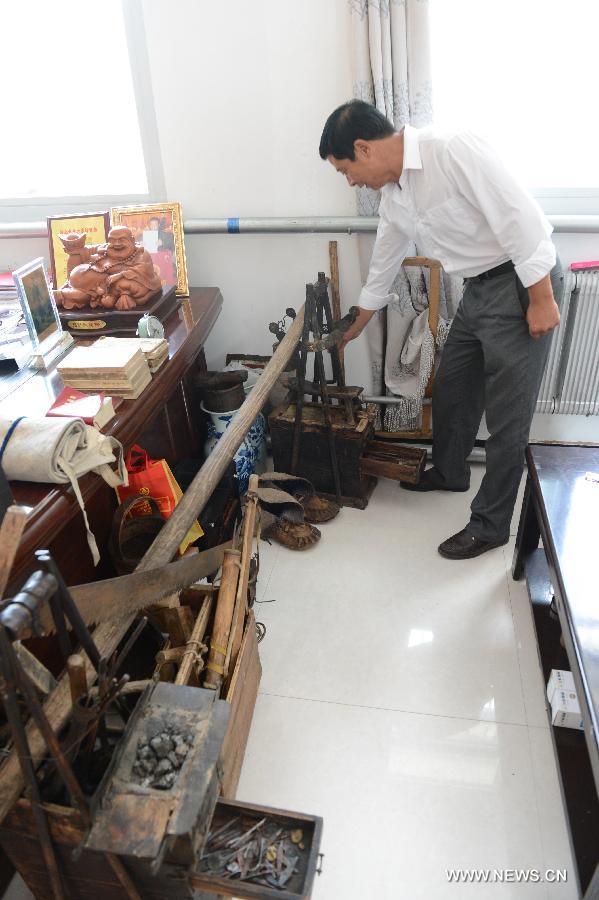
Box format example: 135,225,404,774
34,543,231,635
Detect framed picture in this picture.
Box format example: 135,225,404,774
47,211,110,289
13,258,62,352
111,202,189,296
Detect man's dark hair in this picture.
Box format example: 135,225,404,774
319,100,395,161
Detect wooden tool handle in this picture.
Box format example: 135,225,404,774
225,474,259,687
175,594,212,686
0,506,27,599
203,549,240,691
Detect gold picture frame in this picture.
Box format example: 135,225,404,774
47,211,110,289
110,202,189,297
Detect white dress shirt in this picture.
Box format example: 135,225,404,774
359,125,556,311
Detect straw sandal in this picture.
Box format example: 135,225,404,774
263,517,321,551
256,484,321,550
258,472,340,524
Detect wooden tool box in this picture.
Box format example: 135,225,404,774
269,401,377,509
269,402,426,507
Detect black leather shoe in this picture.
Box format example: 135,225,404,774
400,468,469,493
438,527,508,560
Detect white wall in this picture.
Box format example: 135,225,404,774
1,0,597,438
138,0,374,384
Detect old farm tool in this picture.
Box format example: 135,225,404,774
85,681,229,873
287,273,364,502
0,554,142,899
6,542,231,638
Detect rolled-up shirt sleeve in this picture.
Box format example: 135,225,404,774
359,196,412,310
445,133,555,288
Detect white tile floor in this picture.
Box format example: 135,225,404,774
2,466,578,899
233,466,577,899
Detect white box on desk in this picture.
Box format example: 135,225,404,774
550,688,584,730
546,668,576,704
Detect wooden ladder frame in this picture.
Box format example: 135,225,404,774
374,256,441,441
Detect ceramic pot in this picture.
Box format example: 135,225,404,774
201,402,267,493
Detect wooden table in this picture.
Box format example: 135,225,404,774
2,288,223,593
512,443,599,899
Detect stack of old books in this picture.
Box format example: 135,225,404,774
96,336,169,374
57,340,152,400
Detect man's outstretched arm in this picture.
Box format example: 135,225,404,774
338,307,377,350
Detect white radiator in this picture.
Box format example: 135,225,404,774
536,269,599,415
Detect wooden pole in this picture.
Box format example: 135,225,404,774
66,655,87,706
328,241,345,378
0,506,27,599
203,550,240,691
14,643,56,697
174,595,212,686
224,474,259,686
147,305,305,567
328,241,341,321
0,305,304,826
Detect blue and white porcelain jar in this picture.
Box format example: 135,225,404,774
201,402,267,493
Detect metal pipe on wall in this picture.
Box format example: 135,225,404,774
184,217,376,234
2,214,599,240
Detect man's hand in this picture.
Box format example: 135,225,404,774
526,275,560,339
338,307,377,351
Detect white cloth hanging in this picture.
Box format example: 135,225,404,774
0,416,128,565
366,252,463,430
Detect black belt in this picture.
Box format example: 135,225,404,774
467,260,515,282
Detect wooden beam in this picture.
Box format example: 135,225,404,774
0,506,27,600
225,475,259,686
14,644,56,697
328,240,344,378
175,595,212,686
147,304,305,566
203,550,240,691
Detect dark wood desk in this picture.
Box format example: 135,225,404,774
513,443,599,899
2,287,223,593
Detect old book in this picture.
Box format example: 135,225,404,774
61,367,152,400
95,336,169,373
57,341,147,376
46,387,121,428
57,337,154,400
59,354,149,385
96,335,169,361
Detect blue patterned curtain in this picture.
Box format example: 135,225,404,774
349,0,433,214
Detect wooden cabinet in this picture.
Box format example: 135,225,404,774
2,288,223,593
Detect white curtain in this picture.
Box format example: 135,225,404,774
349,0,461,431
349,0,433,215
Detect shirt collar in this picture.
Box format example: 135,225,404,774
398,124,422,187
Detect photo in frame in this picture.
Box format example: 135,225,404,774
47,211,110,289
12,257,63,352
110,202,189,296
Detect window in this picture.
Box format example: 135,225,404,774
429,0,599,212
1,0,164,216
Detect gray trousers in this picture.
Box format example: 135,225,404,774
431,261,564,542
